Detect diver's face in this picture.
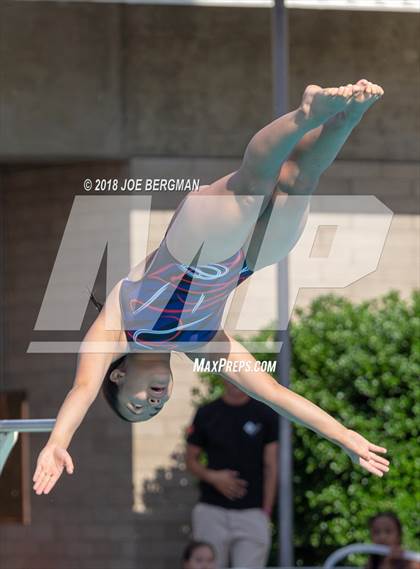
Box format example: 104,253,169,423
370,516,401,547
184,546,216,569
110,354,173,421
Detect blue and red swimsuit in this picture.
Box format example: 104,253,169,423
119,240,253,352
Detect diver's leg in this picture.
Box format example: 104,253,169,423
246,80,384,270
285,80,384,194
166,84,355,265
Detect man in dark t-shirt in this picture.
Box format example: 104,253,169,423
186,380,278,568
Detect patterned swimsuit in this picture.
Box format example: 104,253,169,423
119,239,253,352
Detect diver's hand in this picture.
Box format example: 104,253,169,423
339,429,389,477
33,443,74,495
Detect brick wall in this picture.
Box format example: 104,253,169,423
0,163,149,569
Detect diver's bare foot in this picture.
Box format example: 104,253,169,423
300,84,354,125
340,79,384,124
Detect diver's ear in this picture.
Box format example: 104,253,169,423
109,368,126,384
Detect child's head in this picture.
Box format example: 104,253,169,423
182,541,216,569
368,511,403,548
89,292,174,423
102,353,173,422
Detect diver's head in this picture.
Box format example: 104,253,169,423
221,378,249,405
102,352,173,422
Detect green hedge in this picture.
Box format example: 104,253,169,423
192,290,420,566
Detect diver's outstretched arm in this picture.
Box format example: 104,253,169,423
192,331,390,478
33,282,125,495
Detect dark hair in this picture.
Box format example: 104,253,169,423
367,512,405,569
182,541,215,563
89,290,172,423
102,355,132,422
368,511,403,539
89,290,104,313
88,291,133,422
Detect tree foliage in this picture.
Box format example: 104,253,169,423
192,291,420,566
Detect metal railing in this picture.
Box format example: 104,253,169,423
0,419,55,474
232,545,420,568
324,543,420,567
227,543,420,568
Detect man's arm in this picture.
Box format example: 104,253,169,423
185,444,248,502
262,441,278,517
185,444,213,485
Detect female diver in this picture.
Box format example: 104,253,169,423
33,80,390,495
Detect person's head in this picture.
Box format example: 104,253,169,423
221,378,250,405
182,541,216,569
102,352,173,422
369,512,403,548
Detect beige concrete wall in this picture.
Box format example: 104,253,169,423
0,2,123,159
1,3,419,162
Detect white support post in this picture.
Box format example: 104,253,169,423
0,431,19,474
0,419,55,475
